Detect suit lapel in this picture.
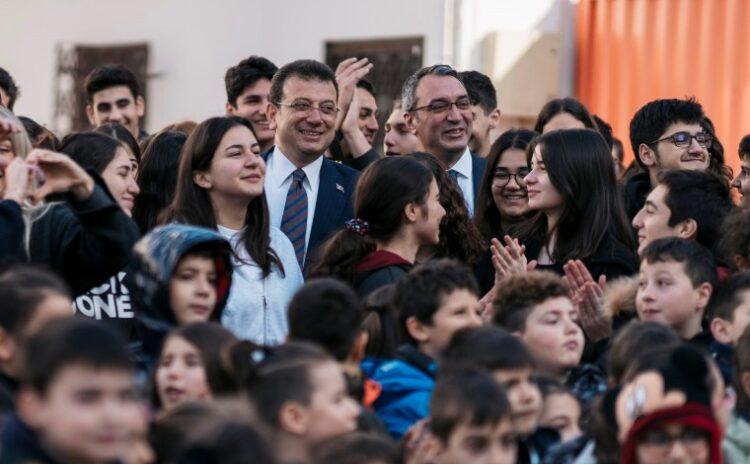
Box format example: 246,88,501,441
307,159,346,266
471,153,487,201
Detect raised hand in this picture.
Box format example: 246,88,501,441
563,259,607,295
25,149,94,203
0,118,21,140
1,158,34,204
334,57,373,130
492,235,537,286
573,280,611,342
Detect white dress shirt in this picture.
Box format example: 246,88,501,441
264,147,323,259
449,147,474,216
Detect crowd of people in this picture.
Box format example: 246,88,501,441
0,52,748,464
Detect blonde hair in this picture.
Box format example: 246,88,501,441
0,106,32,159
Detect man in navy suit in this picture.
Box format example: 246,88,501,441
402,65,487,216
264,60,358,272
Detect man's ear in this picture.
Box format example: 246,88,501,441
488,108,502,130
676,219,698,240
0,328,17,364
278,401,309,436
404,110,418,134
638,143,658,168
192,171,212,190
710,317,733,345
267,104,278,131
17,388,46,429
405,316,430,344
695,282,713,312
135,96,146,118
85,104,97,126
732,254,750,272
226,102,236,116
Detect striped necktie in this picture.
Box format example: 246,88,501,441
281,168,308,267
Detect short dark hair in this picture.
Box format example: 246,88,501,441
441,326,535,372
708,272,750,322
0,67,19,110
84,64,141,103
269,60,338,106
356,78,376,99
607,320,681,383
395,259,479,345
430,367,510,444
658,169,734,251
311,432,400,464
22,318,133,394
628,98,705,169
458,70,497,114
720,209,750,270
288,278,365,361
224,56,278,107
593,114,614,149
739,134,750,159
401,64,461,112
492,271,570,332
0,266,70,337
641,238,717,289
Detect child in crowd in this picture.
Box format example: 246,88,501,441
636,237,717,347
428,367,517,464
369,259,482,438
0,318,146,463
154,322,237,412
233,341,360,463
128,223,233,369
0,266,72,416
537,377,583,443
311,432,400,464
723,325,750,463
720,208,750,272
708,272,750,383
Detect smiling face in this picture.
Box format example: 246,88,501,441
155,335,211,411
406,74,473,164
518,296,584,377
356,87,379,146
731,156,750,209
194,124,264,201
168,254,219,325
492,148,530,220
636,260,710,339
86,85,144,140
228,78,274,149
100,146,139,216
268,76,337,165
642,122,710,174
524,145,564,217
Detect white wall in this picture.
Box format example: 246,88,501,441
0,0,446,133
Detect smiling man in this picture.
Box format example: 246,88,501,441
84,65,146,141
402,65,486,215
625,98,715,220
264,60,358,271
225,55,278,154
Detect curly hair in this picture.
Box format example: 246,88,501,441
407,152,487,265
492,271,570,332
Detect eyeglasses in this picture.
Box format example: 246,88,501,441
275,101,339,118
639,426,710,454
410,97,472,115
492,169,530,187
649,131,713,148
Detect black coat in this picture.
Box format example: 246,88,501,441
0,200,24,265
29,174,140,296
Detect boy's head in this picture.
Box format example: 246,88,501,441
632,169,734,256
0,266,72,378
84,64,145,139
708,272,750,346
288,278,366,363
395,259,482,359
629,98,709,179
636,238,716,339
224,55,278,149
430,367,517,464
731,134,750,209
733,325,750,416
17,318,142,464
608,320,681,384
492,272,584,377
536,377,582,443
720,209,750,272
311,432,400,464
442,326,542,438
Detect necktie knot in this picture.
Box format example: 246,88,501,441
448,169,460,183
292,168,306,184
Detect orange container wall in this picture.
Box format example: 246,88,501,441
576,0,750,173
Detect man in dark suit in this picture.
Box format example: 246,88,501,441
264,60,358,272
402,64,486,215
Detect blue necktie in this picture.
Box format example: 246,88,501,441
448,169,460,184
281,169,308,267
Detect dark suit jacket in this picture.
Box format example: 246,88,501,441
471,152,487,209
262,148,359,271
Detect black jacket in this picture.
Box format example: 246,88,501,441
353,250,413,298
623,171,652,220
0,200,24,265
0,414,60,463
343,148,380,172
29,173,140,296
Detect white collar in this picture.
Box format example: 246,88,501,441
450,147,473,178
269,147,324,189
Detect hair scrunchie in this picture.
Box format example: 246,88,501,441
345,218,370,236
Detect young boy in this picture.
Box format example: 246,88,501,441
84,64,146,141
707,272,750,382
636,237,717,347
0,266,73,416
731,134,750,209
1,318,145,463
429,367,517,464
370,259,483,438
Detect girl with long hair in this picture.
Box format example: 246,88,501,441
534,98,598,134
311,156,445,297
162,116,302,345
